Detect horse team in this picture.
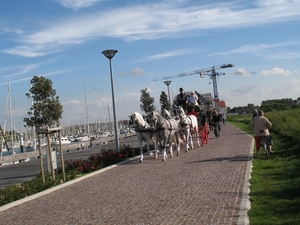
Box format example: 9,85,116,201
129,105,210,163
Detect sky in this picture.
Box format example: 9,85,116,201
0,0,300,131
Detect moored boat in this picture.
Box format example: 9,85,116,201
75,135,89,142
51,137,71,145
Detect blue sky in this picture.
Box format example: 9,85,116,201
1,0,300,131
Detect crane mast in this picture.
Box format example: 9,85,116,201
154,63,234,112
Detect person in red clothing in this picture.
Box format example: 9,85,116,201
251,110,272,157
187,105,198,118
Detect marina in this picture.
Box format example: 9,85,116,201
0,132,136,166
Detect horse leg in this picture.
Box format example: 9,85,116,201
169,145,173,158
154,148,158,159
140,150,144,162
176,135,180,156
184,130,190,152
148,144,153,156
153,137,160,159
137,135,143,163
196,129,200,147
150,136,157,156
147,136,154,156
190,132,194,149
188,129,194,150
162,148,167,161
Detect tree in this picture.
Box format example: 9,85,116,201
140,88,156,113
24,76,63,128
160,91,171,111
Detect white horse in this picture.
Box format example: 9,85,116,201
173,106,200,151
160,109,170,119
147,110,181,161
161,108,186,152
129,112,156,163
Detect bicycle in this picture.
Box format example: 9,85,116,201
261,135,272,159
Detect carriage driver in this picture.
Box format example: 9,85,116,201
175,87,188,110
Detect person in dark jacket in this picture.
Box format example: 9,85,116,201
212,108,220,137
176,87,188,110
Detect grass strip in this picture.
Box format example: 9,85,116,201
228,120,300,225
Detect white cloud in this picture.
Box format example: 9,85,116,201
1,28,24,34
229,83,259,97
209,41,300,60
223,77,300,107
3,45,58,57
4,1,300,57
255,0,292,7
1,57,60,79
117,68,145,77
55,0,102,9
131,68,145,76
259,67,298,77
134,49,200,63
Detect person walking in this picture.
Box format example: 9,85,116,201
251,110,272,157
212,108,220,137
221,113,226,125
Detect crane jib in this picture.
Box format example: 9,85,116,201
153,63,234,81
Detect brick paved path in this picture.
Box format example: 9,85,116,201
0,124,253,225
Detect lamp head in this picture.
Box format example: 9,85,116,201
164,80,172,86
102,49,118,59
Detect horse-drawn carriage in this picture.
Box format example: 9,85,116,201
172,91,211,147
173,104,210,147
128,93,212,162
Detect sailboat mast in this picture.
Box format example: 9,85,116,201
8,81,14,154
1,82,10,154
84,84,90,135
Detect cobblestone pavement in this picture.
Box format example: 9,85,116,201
0,124,253,225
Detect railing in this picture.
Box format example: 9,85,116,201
0,133,136,165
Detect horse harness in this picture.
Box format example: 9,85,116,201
178,115,194,131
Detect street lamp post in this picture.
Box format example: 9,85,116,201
164,80,172,108
102,49,119,152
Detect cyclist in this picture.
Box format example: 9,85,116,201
251,110,272,157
